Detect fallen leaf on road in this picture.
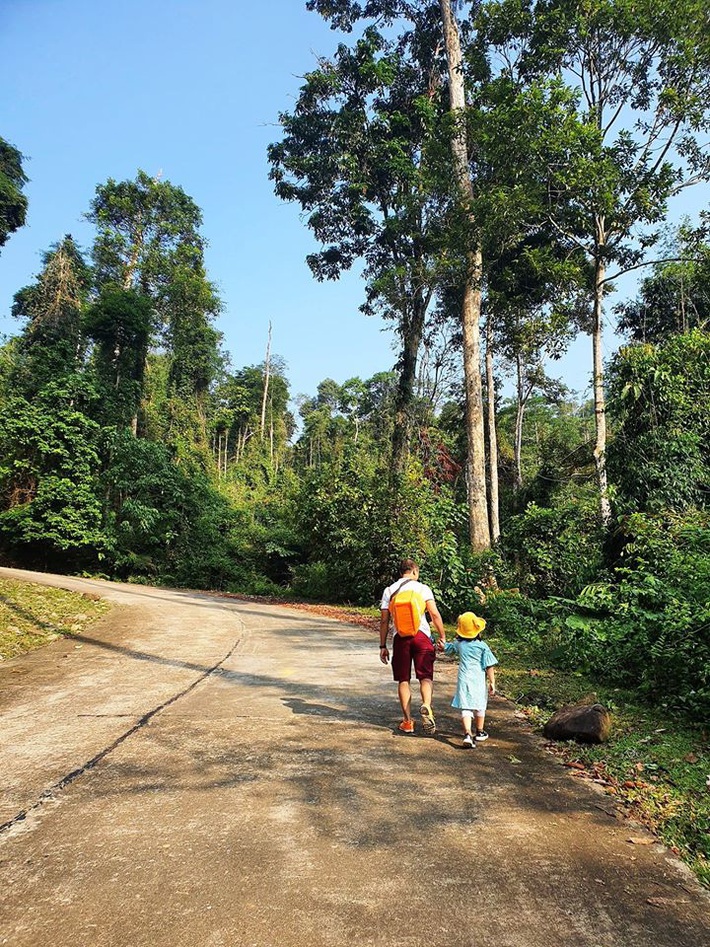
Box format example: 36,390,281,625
565,761,586,770
647,897,690,907
627,837,655,845
508,755,522,764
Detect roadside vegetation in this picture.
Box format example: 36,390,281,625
0,578,110,660
493,636,710,890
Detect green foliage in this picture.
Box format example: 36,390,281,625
0,392,105,567
84,287,153,428
99,430,246,589
291,452,451,604
268,17,452,468
607,330,710,512
87,170,205,302
498,498,606,598
496,395,595,508
482,589,567,643
0,136,28,249
616,228,710,343
544,512,710,715
11,236,90,396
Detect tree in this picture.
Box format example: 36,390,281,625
0,239,103,567
83,288,153,430
87,170,204,298
439,0,491,550
212,360,292,476
616,223,710,343
269,12,451,474
11,236,91,396
484,0,710,523
607,329,710,512
86,170,221,435
0,394,104,568
0,137,28,250
486,240,584,490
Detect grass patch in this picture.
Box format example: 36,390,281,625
491,635,710,889
0,578,111,660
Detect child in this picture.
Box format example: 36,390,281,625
440,612,498,748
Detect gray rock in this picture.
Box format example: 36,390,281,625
543,702,611,744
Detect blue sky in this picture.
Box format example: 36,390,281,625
1,0,707,407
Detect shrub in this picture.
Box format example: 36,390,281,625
498,499,606,598
551,511,710,715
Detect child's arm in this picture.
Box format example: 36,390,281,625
486,666,496,695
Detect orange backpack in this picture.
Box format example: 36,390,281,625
389,579,427,637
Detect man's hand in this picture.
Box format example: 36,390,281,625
379,646,390,665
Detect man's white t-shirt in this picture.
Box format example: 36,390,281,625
380,578,435,638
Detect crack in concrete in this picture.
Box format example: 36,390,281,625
0,636,243,837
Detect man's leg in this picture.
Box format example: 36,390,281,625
419,677,433,708
398,681,412,720
392,636,414,729
412,632,437,733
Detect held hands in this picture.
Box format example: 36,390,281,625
436,635,446,652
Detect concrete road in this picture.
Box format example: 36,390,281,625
0,567,708,947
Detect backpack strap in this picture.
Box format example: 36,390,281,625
389,578,414,604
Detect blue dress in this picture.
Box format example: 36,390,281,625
443,638,498,712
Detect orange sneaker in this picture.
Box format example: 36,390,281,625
398,719,415,733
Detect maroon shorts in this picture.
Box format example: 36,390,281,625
391,631,435,682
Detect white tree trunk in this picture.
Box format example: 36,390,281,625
485,314,500,541
440,0,490,550
514,353,525,491
592,254,612,525
260,321,272,440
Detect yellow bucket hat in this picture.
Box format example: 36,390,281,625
457,612,487,639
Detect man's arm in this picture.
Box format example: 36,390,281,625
379,609,390,663
426,599,446,645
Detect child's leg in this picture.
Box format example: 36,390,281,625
474,711,485,731
461,710,474,735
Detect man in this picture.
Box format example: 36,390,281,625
379,558,446,734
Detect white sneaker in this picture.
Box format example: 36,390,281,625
463,734,475,748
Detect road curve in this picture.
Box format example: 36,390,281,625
0,567,708,947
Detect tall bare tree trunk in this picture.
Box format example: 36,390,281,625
485,313,500,541
592,250,612,525
260,321,272,440
269,399,274,462
514,353,526,491
440,0,490,550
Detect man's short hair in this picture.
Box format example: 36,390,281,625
399,558,418,575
